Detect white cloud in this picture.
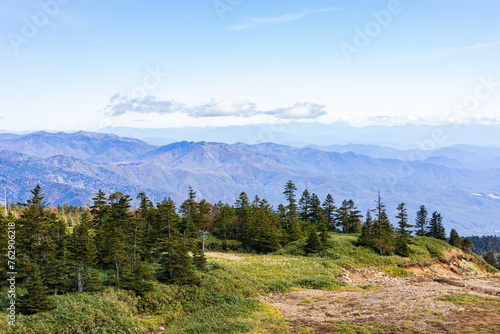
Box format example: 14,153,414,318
466,41,500,50
103,95,327,120
265,102,327,119
226,7,337,31
191,100,257,117
105,95,185,116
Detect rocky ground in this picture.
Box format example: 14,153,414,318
263,265,500,333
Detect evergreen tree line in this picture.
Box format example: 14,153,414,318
469,236,500,256
0,181,475,315
468,236,500,269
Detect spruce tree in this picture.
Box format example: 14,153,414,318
283,180,298,224
461,237,473,253
19,264,55,315
68,212,97,292
309,193,322,224
427,212,446,240
448,229,461,247
358,210,374,248
335,200,350,233
304,226,323,254
483,251,497,268
346,199,362,233
158,240,199,285
283,181,301,241
235,192,251,242
415,205,428,237
192,246,207,270
299,189,311,222
372,192,394,255
395,203,412,257
322,194,336,232
318,214,329,244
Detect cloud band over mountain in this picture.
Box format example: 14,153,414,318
104,95,327,120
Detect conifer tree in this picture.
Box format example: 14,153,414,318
121,260,153,296
18,185,65,294
427,211,446,240
318,214,329,244
158,240,199,285
19,264,55,315
68,212,96,292
299,189,311,222
461,237,473,253
192,245,207,271
90,190,108,225
483,251,497,268
180,186,201,235
346,200,362,233
322,194,336,231
283,181,301,241
358,210,374,248
448,229,461,247
395,203,412,257
309,193,322,224
304,226,323,254
106,192,135,285
371,192,394,255
415,205,428,237
235,192,251,242
283,180,298,224
136,192,156,260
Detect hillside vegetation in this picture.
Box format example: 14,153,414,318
1,232,494,334
0,182,497,333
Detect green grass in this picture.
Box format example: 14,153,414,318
328,320,406,333
437,293,500,305
1,233,488,334
382,266,410,277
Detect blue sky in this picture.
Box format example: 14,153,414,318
1,0,499,131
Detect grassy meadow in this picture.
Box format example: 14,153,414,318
0,233,496,333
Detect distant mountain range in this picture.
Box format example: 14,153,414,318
97,122,500,149
0,130,499,236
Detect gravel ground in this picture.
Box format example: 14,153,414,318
263,267,500,333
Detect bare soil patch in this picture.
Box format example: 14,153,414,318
263,269,500,333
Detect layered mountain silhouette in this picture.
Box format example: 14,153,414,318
0,130,499,235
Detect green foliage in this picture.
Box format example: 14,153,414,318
414,205,428,237
483,251,497,268
4,288,146,334
335,199,362,233
427,211,446,240
3,183,493,333
193,247,207,271
437,293,500,305
394,203,412,257
291,276,348,290
304,226,323,254
18,265,55,315
382,266,409,278
164,298,262,334
448,228,461,247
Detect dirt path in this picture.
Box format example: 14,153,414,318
263,269,500,333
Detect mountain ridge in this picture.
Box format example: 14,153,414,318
0,131,499,235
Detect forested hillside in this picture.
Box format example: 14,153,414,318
1,182,496,333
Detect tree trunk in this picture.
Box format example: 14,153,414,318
115,258,120,281
77,267,83,292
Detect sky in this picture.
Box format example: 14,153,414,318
0,0,499,132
